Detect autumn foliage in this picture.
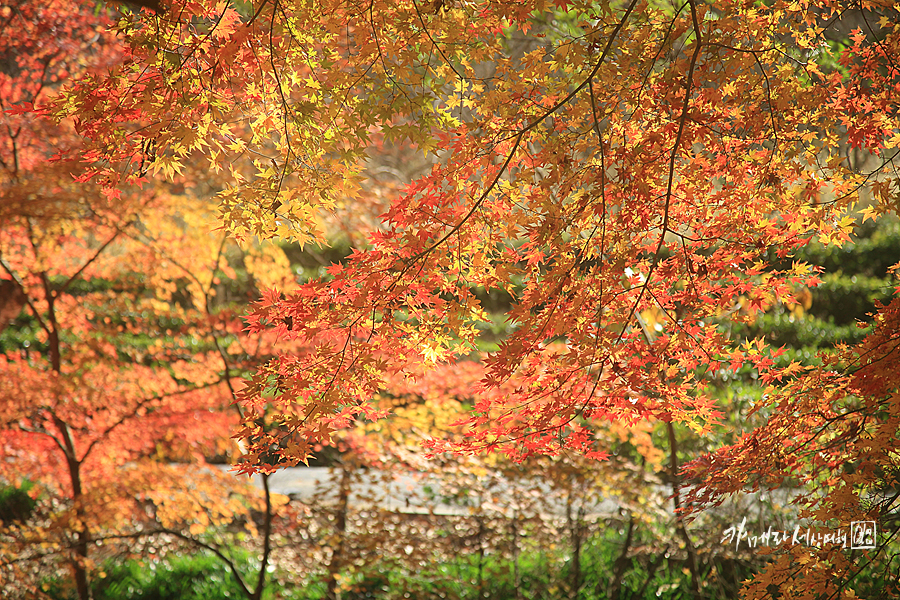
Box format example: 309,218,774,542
50,0,894,461
3,0,900,598
0,2,299,597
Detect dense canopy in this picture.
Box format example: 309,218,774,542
2,0,899,598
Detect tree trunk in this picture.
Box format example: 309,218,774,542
476,516,485,598
609,516,634,600
250,473,273,600
56,417,91,600
510,510,521,600
46,281,92,600
567,491,584,598
667,422,698,594
326,463,352,600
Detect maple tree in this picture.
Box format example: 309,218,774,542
0,3,304,599
10,0,900,597
49,0,896,458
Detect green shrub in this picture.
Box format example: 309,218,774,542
0,480,37,523
93,553,248,600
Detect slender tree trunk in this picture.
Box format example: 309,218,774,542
250,473,273,600
572,517,582,598
566,491,583,598
326,464,351,600
45,279,92,600
69,469,92,600
609,515,634,600
510,509,521,600
667,422,698,594
54,416,91,600
476,516,485,598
